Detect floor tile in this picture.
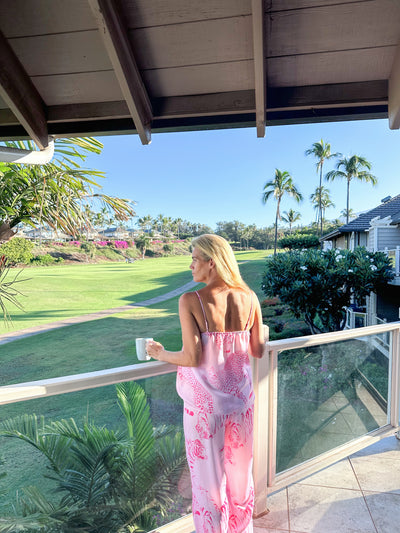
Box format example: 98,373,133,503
287,484,376,533
363,491,400,533
298,458,359,490
254,528,290,533
350,435,400,459
254,488,289,530
350,454,400,494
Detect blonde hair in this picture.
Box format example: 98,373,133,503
191,234,248,289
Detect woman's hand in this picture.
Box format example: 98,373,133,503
146,339,166,361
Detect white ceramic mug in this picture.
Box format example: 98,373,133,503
135,337,153,361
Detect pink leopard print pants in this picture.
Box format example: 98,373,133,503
183,404,254,533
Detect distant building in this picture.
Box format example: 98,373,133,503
321,195,400,326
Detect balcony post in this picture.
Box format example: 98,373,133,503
252,324,270,517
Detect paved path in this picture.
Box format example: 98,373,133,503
0,280,198,346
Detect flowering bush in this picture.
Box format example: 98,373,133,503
262,247,394,334
70,241,81,246
95,240,110,247
114,240,128,249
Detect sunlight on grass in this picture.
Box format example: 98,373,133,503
3,257,194,332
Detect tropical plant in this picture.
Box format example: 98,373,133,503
310,186,334,230
0,382,186,532
340,208,356,221
305,140,340,237
278,234,320,250
262,169,303,255
137,215,153,234
325,155,377,224
0,237,34,265
281,209,301,234
0,138,135,243
135,234,152,259
0,255,27,324
262,247,394,334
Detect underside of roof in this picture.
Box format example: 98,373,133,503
1,0,400,147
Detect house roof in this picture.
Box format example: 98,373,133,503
322,194,400,240
1,0,400,147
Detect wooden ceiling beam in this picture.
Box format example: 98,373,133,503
0,82,387,130
251,0,266,138
389,41,400,129
88,0,153,144
0,30,48,149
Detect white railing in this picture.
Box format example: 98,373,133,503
345,307,367,329
1,322,400,531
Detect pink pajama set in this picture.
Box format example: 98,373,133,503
177,291,254,533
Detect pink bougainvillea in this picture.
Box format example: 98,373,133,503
114,240,129,249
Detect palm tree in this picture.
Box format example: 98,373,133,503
137,214,152,234
310,186,335,231
325,155,377,224
174,217,183,238
0,382,186,532
262,169,303,254
135,233,152,259
305,140,340,237
0,138,134,243
340,208,356,221
281,208,301,234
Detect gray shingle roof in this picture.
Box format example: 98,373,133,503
336,194,400,234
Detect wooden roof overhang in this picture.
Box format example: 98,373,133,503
0,0,400,148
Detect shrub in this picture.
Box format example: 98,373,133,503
163,243,174,254
261,297,280,307
262,247,394,334
273,320,286,333
278,234,320,249
30,253,60,266
0,237,34,265
80,242,96,259
114,240,128,249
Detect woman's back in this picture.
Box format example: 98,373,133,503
193,287,254,333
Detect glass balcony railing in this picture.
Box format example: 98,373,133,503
276,334,389,473
0,322,399,531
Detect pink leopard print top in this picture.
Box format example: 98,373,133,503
176,291,254,415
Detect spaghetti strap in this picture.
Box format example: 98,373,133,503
244,293,253,331
195,291,209,332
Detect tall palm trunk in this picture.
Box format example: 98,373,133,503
346,178,350,224
319,164,323,237
274,199,280,255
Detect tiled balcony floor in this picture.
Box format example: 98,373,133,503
254,434,400,533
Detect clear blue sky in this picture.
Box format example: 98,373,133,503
83,118,400,231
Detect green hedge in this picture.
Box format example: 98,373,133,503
278,234,320,249
0,238,34,265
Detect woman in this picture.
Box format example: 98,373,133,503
147,234,265,533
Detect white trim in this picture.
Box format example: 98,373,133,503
0,361,176,405
0,137,54,164
251,324,270,516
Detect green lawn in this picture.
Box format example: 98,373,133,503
3,256,194,332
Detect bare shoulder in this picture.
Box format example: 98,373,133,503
179,291,198,308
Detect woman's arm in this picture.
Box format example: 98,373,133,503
146,293,202,367
249,294,266,359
